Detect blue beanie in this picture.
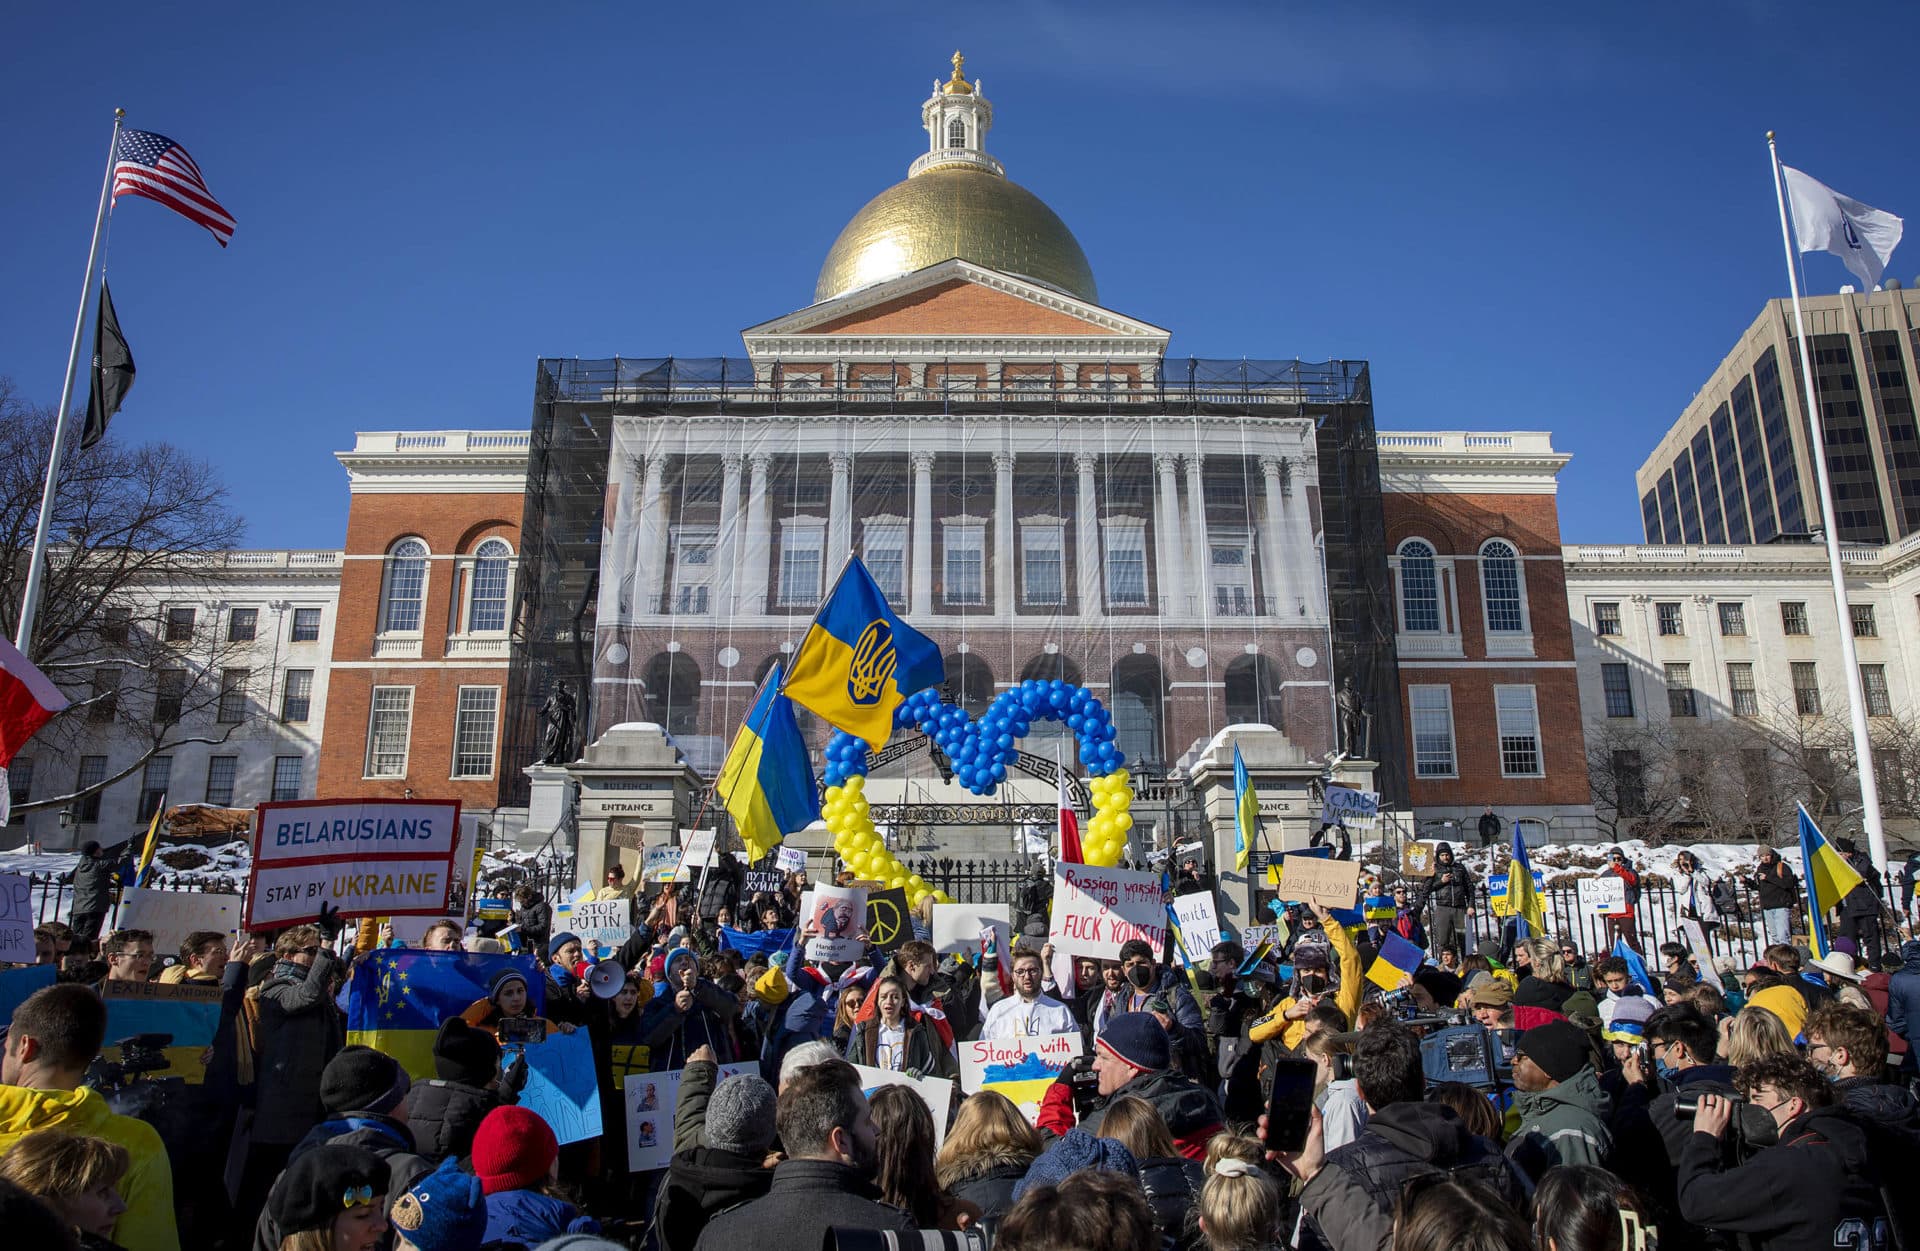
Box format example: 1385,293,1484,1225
1013,1128,1139,1199
388,1157,486,1251
1095,1011,1170,1073
548,932,580,958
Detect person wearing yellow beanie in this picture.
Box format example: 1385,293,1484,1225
1746,983,1808,1040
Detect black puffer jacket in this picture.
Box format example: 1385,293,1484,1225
1424,862,1474,910
402,1078,506,1161
1137,1155,1206,1251
943,1158,1033,1222
1834,1075,1920,1133
1079,1068,1224,1156
657,1145,776,1251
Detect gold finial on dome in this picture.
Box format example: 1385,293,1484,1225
944,49,973,94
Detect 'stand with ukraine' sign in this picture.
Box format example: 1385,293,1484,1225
246,798,461,928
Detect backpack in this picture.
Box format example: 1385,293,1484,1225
1710,878,1740,918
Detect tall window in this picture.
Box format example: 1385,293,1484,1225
1103,520,1147,607
1728,662,1758,717
864,521,908,603
139,757,171,821
1781,601,1809,635
165,606,196,641
1594,602,1621,636
89,668,121,722
153,668,186,723
1612,750,1647,817
76,756,106,822
227,607,258,642
1791,662,1821,715
281,669,314,722
670,528,715,615
469,539,511,631
1409,685,1457,777
777,523,824,606
1479,540,1525,632
217,669,249,723
290,607,322,642
944,524,986,606
1665,663,1697,717
381,539,429,633
1850,604,1878,637
272,756,303,802
1656,602,1684,635
1861,664,1892,716
1398,541,1440,632
1211,536,1254,616
1601,663,1634,717
6,760,31,820
1718,602,1746,636
365,686,414,778
204,756,237,807
1495,686,1543,776
101,605,131,644
947,117,965,147
1021,524,1065,607
453,687,500,778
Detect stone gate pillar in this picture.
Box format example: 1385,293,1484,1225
562,723,701,890
1186,725,1326,936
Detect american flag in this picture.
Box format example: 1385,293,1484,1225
112,128,235,246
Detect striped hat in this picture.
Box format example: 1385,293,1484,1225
1602,994,1656,1044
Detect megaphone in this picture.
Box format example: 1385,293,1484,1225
587,959,628,1000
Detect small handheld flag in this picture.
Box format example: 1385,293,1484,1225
1366,933,1424,993
112,129,236,246
781,557,942,749
1232,744,1256,874
1796,804,1865,959
134,796,166,888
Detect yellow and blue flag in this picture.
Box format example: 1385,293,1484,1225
1366,932,1424,993
133,796,165,887
1507,825,1546,937
782,556,942,749
1233,744,1256,873
720,663,823,862
1797,804,1865,959
347,950,542,1078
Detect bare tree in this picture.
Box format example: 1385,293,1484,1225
1584,719,1691,843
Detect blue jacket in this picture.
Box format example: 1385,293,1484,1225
1888,941,1920,1054
482,1188,598,1247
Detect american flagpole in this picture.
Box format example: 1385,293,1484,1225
1767,130,1890,874
14,109,125,657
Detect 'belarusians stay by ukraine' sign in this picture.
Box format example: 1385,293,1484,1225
246,797,461,928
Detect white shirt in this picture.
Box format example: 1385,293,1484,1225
875,1022,907,1071
981,992,1078,1039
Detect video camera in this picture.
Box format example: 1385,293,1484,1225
833,1224,992,1251
88,1033,176,1093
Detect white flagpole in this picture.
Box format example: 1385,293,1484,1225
1768,130,1890,874
15,109,126,657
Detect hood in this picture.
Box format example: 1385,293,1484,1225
1784,1105,1875,1168
1900,940,1920,968
1520,1066,1612,1120
0,1085,115,1138
1364,1101,1477,1161
1514,976,1573,1011
1121,1069,1221,1137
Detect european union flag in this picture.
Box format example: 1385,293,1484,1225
781,556,942,749
1797,804,1865,958
346,950,542,1078
720,663,822,861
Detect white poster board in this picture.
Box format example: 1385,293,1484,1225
932,902,1012,955
1170,892,1223,964
1678,918,1712,957
389,915,461,946
851,1065,954,1146
0,874,32,962
802,885,868,962
246,798,460,928
643,845,682,884
958,1032,1083,1121
117,888,243,950
573,898,632,948
674,829,717,883
776,846,807,874
1576,875,1628,917
1238,924,1280,949
624,1061,759,1172
1048,862,1166,960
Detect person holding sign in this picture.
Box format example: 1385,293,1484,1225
982,949,1077,1040
1249,902,1363,1054
249,908,350,1203
844,975,957,1079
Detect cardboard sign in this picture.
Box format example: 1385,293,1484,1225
803,885,867,962
1678,918,1712,957
1273,856,1362,910
1322,786,1380,827
624,1061,759,1171
246,798,460,928
932,903,1012,955
743,870,785,898
117,888,242,951
776,846,807,873
864,887,911,954
0,874,32,962
674,829,717,883
1238,923,1280,949
643,845,682,884
852,1065,954,1145
1170,892,1223,964
573,898,632,947
958,1032,1083,1121
0,964,56,1027
1576,875,1628,917
1047,862,1166,960
514,1028,604,1146
102,980,222,1083
1401,841,1437,879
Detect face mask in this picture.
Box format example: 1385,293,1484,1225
1654,1056,1680,1080
1127,965,1155,990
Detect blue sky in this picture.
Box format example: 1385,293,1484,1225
6,3,1920,549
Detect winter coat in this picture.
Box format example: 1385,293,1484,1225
1055,1067,1225,1160
1678,869,1722,923
70,854,117,915
1752,861,1800,912
844,1011,958,1079
656,1059,777,1251
1137,1155,1206,1251
254,1114,430,1251
250,947,346,1146
642,952,743,1069
1889,942,1920,1055
1505,1065,1612,1179
483,1187,599,1248
692,1158,917,1251
1859,971,1909,1059
1601,863,1641,913
0,1084,177,1251
1841,853,1883,918
1676,1107,1893,1251
1833,1075,1920,1133
402,1078,506,1161
511,897,552,952
942,1155,1034,1221
1423,862,1475,910
1478,811,1502,845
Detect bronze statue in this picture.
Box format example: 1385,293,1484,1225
538,684,576,765
1335,674,1370,759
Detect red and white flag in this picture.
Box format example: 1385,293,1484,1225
0,636,66,765
1056,747,1083,864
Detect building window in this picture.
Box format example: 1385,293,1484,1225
1656,602,1684,635
1211,536,1254,616
864,521,907,603
153,668,186,724
204,756,237,807
139,757,171,821
1612,750,1648,817
1102,519,1148,607
217,669,249,723
469,538,512,632
165,606,196,642
1601,663,1634,717
1594,602,1621,636
1409,685,1457,778
948,117,965,147
281,669,314,723
944,524,986,606
6,760,31,820
272,756,303,801
1495,685,1543,777
453,687,500,778
1397,540,1441,632
380,538,429,633
1861,664,1892,717
1850,604,1877,638
227,607,258,642
89,668,121,722
1021,523,1066,607
1728,662,1758,717
1791,661,1821,715
1781,601,1809,635
1479,539,1526,632
76,756,106,823
777,522,824,606
670,528,715,615
101,605,131,644
1665,663,1697,718
1718,602,1746,636
365,686,414,778
290,607,322,642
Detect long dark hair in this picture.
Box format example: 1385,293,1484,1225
869,1084,946,1228
1530,1165,1655,1251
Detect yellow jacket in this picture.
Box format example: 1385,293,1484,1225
1248,922,1364,1052
0,1083,178,1251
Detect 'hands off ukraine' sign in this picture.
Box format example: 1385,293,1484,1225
246,798,462,929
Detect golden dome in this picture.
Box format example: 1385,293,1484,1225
814,166,1099,305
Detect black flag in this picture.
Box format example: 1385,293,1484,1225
81,280,135,450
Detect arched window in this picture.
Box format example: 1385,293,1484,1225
1224,654,1284,730
1480,539,1526,633
1397,540,1440,633
381,539,428,633
947,117,966,148
942,653,994,719
468,538,512,632
643,652,702,739
1111,656,1165,768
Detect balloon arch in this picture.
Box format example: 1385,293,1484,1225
817,679,1139,911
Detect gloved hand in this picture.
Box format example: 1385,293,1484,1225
1053,1053,1093,1088
316,901,347,941
503,1053,529,1095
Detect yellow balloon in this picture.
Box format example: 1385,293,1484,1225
908,874,927,892
890,876,908,890
1114,813,1134,833
1109,791,1132,813
843,774,864,794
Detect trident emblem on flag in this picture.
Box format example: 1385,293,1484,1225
847,619,897,705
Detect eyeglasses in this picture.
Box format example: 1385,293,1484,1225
300,946,321,956
341,1184,376,1209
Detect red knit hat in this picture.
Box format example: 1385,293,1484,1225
470,1105,558,1195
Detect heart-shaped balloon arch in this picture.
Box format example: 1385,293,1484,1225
815,678,1138,911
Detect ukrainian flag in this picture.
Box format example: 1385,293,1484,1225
346,950,542,1078
1366,933,1424,993
720,664,822,862
781,556,943,749
134,797,165,887
1507,825,1546,937
1797,804,1865,958
1233,744,1256,873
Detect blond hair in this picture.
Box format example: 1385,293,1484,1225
1198,1140,1281,1251
1519,938,1566,984
0,1130,130,1200
1096,1094,1177,1160
274,925,322,958
935,1090,1043,1187
1202,1129,1265,1174
1724,1006,1795,1067
280,1231,334,1251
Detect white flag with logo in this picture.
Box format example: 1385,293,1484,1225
1783,165,1903,289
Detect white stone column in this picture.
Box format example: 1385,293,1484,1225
632,454,669,616
1259,456,1291,618
993,451,1016,614
1287,456,1324,620
1074,452,1103,617
599,451,639,622
716,452,743,618
1185,452,1211,616
827,451,853,573
740,452,772,615
911,452,935,617
1153,452,1184,616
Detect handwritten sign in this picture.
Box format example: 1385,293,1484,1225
1401,841,1437,879
1322,786,1380,827
1170,892,1223,964
0,874,33,961
803,885,867,962
1048,862,1165,960
102,980,222,1083
852,1065,954,1145
1238,924,1280,949
864,887,911,955
643,845,682,884
117,888,242,951
624,1061,760,1171
573,898,632,947
1576,875,1628,918
1678,918,1711,958
776,846,807,874
743,870,785,898
933,903,1012,955
514,1028,604,1145
1272,856,1361,910
0,965,56,1027
959,1032,1083,1121
674,829,717,883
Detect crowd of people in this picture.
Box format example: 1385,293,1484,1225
1,838,1917,1251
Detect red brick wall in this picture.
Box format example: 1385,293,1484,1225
811,278,1109,336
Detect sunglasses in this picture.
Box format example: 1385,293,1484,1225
300,946,321,956
341,1184,376,1209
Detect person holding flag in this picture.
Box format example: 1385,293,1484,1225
1797,804,1868,963
1506,823,1547,942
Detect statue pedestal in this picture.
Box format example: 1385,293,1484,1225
1187,725,1327,936
524,765,578,846
565,723,701,892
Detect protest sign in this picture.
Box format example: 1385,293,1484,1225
1321,786,1380,827
932,903,1012,955
1238,923,1280,949
1170,892,1223,964
388,916,461,945
776,845,807,873
1576,875,1628,917
0,964,55,1026
514,1028,604,1145
572,898,632,948
1048,862,1165,960
1271,856,1361,910
102,980,222,1083
852,1066,954,1145
1488,870,1545,918
803,884,867,961
643,845,682,884
1678,918,1712,957
1401,841,1437,878
674,828,717,883
864,887,911,955
625,1061,759,1171
246,798,460,928
959,1032,1083,1120
117,888,242,951
743,869,785,898
0,873,33,962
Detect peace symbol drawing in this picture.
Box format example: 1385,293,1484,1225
865,893,905,950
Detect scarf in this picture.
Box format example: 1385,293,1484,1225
271,959,308,984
